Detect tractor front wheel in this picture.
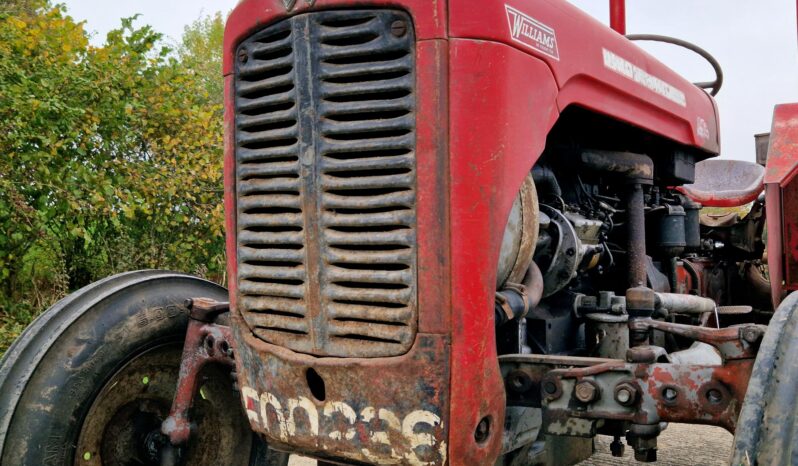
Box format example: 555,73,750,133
732,290,798,464
0,270,288,466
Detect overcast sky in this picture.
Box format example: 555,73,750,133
63,0,797,161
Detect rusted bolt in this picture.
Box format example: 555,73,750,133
741,326,764,344
506,370,532,393
543,381,557,395
706,388,723,404
474,417,491,443
575,380,599,403
614,382,638,406
390,20,407,37
662,387,678,402
238,49,249,64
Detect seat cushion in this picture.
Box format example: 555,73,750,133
677,159,764,207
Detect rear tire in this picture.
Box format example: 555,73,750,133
0,270,288,466
732,290,798,465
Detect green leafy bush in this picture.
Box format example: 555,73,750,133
0,2,227,355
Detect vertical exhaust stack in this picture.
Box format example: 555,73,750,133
610,0,626,34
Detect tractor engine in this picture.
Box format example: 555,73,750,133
494,146,768,361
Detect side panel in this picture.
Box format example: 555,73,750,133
447,39,559,464
449,0,720,155
764,103,798,306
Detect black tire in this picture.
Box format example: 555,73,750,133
0,270,289,466
732,290,798,465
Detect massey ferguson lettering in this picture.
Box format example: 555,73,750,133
505,4,560,60
602,48,687,107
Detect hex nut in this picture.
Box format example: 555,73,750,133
614,382,638,406
662,386,678,402
506,370,533,393
741,326,764,344
575,380,600,403
542,379,562,401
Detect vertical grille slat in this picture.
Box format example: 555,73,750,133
235,10,417,357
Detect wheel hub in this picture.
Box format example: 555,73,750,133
75,344,252,466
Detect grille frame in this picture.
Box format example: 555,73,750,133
233,10,418,358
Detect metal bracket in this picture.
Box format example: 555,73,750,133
500,320,765,461
161,298,235,448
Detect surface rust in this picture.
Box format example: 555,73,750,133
232,312,450,465
501,320,760,435
233,9,419,358
162,301,237,446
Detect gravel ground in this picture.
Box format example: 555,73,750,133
580,424,733,465
287,424,732,466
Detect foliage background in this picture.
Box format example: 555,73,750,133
0,1,226,355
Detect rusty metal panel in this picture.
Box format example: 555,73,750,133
232,319,449,465
233,10,418,357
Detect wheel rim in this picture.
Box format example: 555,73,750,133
75,343,253,466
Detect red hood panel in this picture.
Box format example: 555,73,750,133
450,0,720,154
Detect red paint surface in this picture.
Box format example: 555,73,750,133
224,1,725,462
223,0,448,75
448,39,559,463
764,103,798,306
449,0,720,154
609,0,626,35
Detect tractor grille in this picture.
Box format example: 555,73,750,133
234,10,417,357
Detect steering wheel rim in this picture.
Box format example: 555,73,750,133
626,34,723,97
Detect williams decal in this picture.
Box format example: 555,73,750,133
505,4,560,60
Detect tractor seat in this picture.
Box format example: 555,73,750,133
677,159,764,207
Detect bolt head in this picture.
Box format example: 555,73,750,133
238,49,249,64
575,380,599,403
610,439,626,457
474,417,491,443
506,370,532,393
543,381,557,394
390,20,407,37
614,382,638,406
706,388,723,404
741,326,763,343
663,387,678,402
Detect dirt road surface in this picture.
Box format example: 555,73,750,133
287,424,732,465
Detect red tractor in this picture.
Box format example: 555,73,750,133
2,0,797,464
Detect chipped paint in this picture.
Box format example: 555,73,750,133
242,387,446,465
